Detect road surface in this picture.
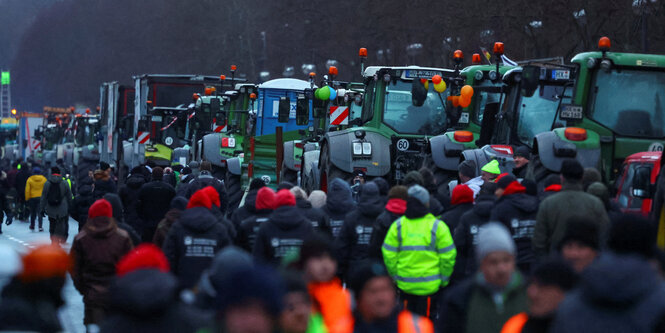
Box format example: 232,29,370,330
0,217,85,333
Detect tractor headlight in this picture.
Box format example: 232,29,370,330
353,142,363,155
362,142,372,156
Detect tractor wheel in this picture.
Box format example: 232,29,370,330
280,160,298,185
319,145,351,193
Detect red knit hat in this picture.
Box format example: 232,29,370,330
451,184,474,205
202,186,221,207
116,243,170,277
275,189,296,207
188,189,212,209
89,199,113,219
256,187,277,210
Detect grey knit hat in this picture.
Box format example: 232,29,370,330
407,185,430,206
476,222,516,263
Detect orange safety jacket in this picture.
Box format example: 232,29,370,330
501,312,529,333
397,310,434,333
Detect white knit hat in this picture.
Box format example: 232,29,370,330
476,222,516,263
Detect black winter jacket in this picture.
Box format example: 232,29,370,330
296,198,330,236
138,180,176,229
182,172,229,214
236,209,273,252
231,189,258,230
71,184,94,226
252,205,314,266
368,199,406,260
441,202,474,233
163,207,231,289
335,183,384,278
119,173,147,230
322,179,356,239
490,192,539,272
452,193,495,283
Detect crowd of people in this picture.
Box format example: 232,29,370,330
0,153,664,333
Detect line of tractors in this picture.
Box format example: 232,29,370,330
3,36,665,215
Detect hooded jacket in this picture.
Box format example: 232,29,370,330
552,254,665,333
442,185,475,234
231,188,258,230
490,182,539,271
119,172,147,230
25,174,47,200
100,269,208,333
70,216,133,305
368,198,407,260
252,205,314,266
452,193,495,283
138,179,176,229
336,183,384,278
322,178,356,238
15,167,31,200
182,172,229,214
162,207,231,289
153,196,188,248
39,175,73,218
236,208,273,252
103,193,141,246
93,170,117,200
296,198,330,236
71,183,95,226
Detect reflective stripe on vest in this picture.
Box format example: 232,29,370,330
500,312,529,333
394,274,449,283
389,217,455,254
397,310,434,333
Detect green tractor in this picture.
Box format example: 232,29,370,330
536,36,665,182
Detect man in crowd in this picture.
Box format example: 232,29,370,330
40,167,73,244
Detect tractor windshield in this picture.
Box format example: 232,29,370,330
75,118,100,146
516,84,570,145
589,68,665,138
382,80,447,135
474,80,503,124
154,113,187,146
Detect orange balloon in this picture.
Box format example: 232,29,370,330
459,95,472,108
452,96,460,107
461,85,474,99
432,75,442,84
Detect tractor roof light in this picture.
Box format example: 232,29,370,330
204,87,213,96
493,42,504,56
453,50,464,64
600,59,613,72
359,47,368,58
587,58,598,69
328,66,338,76
564,127,587,141
230,65,237,72
220,75,226,81
249,93,257,100
454,130,474,143
309,72,316,79
193,93,200,101
472,53,482,64
598,36,611,52
383,73,391,83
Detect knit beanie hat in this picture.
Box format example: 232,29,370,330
496,174,516,189
407,185,429,206
290,186,308,200
275,189,296,207
458,160,476,179
202,186,221,207
152,167,164,180
403,171,424,187
558,216,601,251
256,187,277,210
451,184,474,205
372,178,390,197
307,190,327,209
481,160,501,175
116,244,170,277
19,244,70,283
476,222,516,263
89,199,113,219
188,189,212,209
249,177,267,191
514,146,530,159
170,196,189,211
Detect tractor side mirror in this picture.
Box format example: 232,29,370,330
278,97,291,123
521,65,540,98
632,165,653,198
296,97,309,125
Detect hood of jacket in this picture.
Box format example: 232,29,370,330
109,269,178,316
103,193,124,222
296,198,313,209
244,189,259,214
385,198,407,215
326,178,355,213
504,192,539,214
269,206,307,231
179,207,218,232
29,174,48,185
125,174,146,190
580,253,660,307
472,193,495,218
405,197,429,219
357,183,384,217
83,216,117,238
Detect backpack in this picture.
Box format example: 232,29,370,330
47,181,63,206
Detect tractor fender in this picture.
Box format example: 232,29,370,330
430,134,465,171
43,150,57,167
172,147,189,166
226,157,242,176
326,130,391,177
81,145,100,162
533,131,600,172
203,133,225,168
303,150,320,180
462,145,515,176
283,141,297,172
